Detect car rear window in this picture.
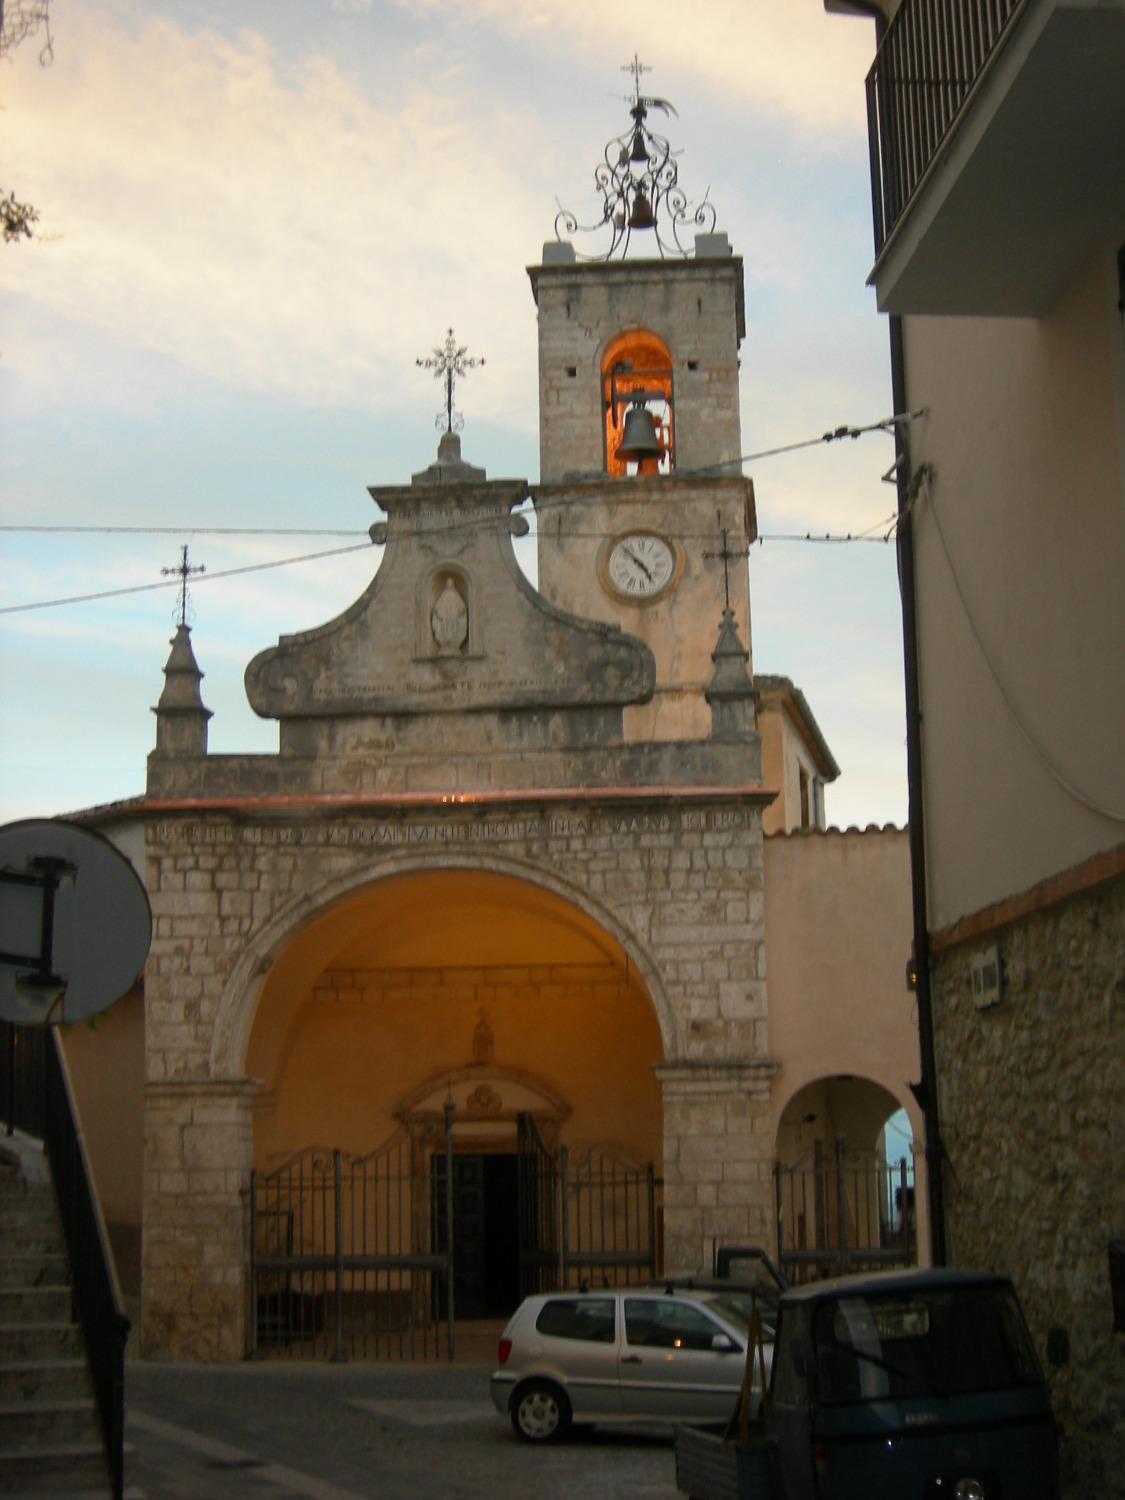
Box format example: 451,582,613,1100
535,1298,616,1343
812,1285,1044,1403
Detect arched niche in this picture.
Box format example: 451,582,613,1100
601,328,675,477
416,562,480,660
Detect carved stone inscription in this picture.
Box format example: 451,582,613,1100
151,807,752,849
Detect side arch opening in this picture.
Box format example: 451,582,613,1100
774,1075,919,1282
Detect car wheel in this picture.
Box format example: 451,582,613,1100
511,1380,572,1443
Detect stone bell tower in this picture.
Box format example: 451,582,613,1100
529,71,756,745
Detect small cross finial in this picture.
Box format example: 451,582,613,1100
416,328,485,434
161,544,206,627
622,53,651,106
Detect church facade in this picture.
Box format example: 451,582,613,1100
60,119,922,1359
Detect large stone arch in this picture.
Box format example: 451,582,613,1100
210,845,678,1080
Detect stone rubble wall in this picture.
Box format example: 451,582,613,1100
933,874,1124,1499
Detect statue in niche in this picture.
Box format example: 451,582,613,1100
472,1007,495,1065
430,576,468,655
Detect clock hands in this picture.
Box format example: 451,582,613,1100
606,532,674,599
623,544,654,582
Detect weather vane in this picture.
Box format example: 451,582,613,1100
622,51,651,101
162,544,205,627
553,56,716,261
416,328,485,433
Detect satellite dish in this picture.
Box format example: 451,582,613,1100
0,819,152,1026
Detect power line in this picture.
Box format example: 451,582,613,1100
919,467,1125,825
0,525,363,537
0,412,915,616
0,412,917,542
0,543,372,616
0,518,901,616
0,521,901,617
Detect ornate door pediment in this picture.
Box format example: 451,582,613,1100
395,1064,570,1143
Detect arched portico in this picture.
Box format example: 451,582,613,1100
141,793,771,1362
246,864,665,1168
242,863,668,1340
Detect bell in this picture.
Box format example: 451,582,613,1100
629,129,649,164
628,188,655,230
616,402,663,463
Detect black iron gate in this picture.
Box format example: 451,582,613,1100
561,1142,658,1287
517,1113,559,1298
517,1113,658,1292
250,1108,455,1360
775,1134,915,1283
252,1110,659,1358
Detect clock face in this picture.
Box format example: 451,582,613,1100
606,532,677,601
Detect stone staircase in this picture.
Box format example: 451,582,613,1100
0,1154,117,1496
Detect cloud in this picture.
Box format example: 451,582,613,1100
395,0,873,140
0,6,547,420
0,1,875,422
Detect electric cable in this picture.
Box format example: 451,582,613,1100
0,521,900,616
0,543,372,616
919,466,1124,824
0,411,916,615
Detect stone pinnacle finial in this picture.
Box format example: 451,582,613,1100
410,430,487,486
705,609,756,741
152,623,212,757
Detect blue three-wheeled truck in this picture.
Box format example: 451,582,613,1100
675,1267,1060,1500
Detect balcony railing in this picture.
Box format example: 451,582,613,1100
866,0,1025,252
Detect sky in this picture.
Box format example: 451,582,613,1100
0,0,907,831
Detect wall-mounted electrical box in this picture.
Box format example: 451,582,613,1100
970,944,1004,1010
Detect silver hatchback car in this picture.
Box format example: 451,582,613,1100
490,1286,770,1442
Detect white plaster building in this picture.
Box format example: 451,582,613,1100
826,3,1125,1492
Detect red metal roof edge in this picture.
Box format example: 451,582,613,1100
138,783,776,815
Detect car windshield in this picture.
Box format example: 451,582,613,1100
706,1294,760,1334
812,1285,1043,1403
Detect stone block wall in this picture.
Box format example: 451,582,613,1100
933,874,1124,1498
658,1061,776,1276
141,1080,256,1361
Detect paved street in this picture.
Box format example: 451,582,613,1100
127,1358,684,1500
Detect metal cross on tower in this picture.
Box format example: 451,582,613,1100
704,521,740,613
416,328,485,434
161,544,206,626
622,51,652,105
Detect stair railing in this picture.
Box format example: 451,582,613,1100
1,1020,129,1500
